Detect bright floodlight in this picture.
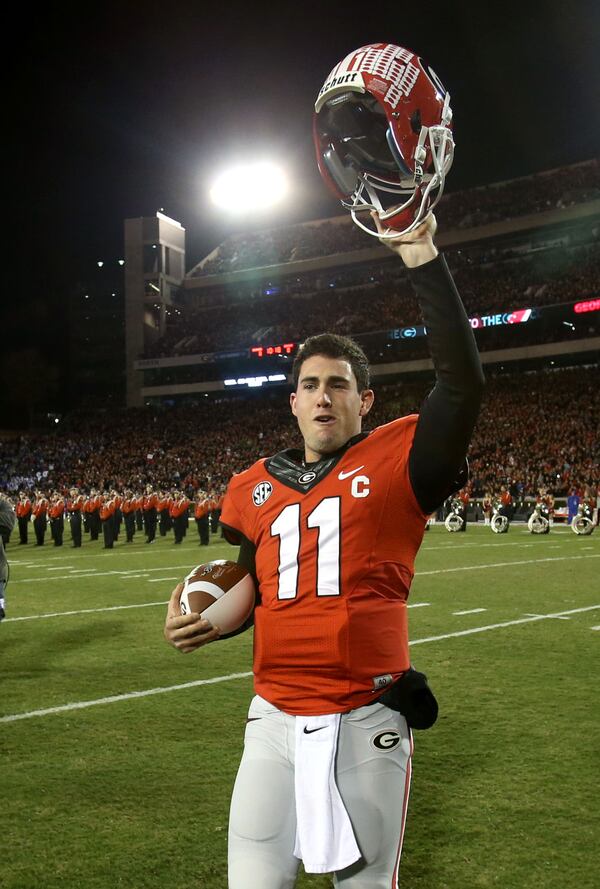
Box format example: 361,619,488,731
209,162,288,213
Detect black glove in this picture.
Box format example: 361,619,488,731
378,666,439,729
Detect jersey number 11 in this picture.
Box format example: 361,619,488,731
270,497,341,600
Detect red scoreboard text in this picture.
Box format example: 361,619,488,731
250,342,297,358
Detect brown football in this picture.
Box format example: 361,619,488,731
179,559,255,634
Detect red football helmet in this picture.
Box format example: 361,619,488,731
313,43,454,238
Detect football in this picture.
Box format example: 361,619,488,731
179,559,256,634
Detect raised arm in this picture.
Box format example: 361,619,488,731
372,212,485,514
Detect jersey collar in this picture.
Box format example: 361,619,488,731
265,431,368,493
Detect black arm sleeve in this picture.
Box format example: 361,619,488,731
216,533,259,640
407,255,485,514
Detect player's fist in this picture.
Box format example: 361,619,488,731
371,211,438,268
163,582,221,653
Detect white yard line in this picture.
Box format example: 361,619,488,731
408,605,599,646
10,565,191,584
3,598,429,622
1,604,597,725
418,553,600,576
425,541,534,551
0,673,255,723
10,552,599,588
5,601,168,622
453,608,487,615
8,546,213,564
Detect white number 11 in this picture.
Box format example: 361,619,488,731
270,497,341,600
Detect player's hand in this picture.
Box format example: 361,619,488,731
370,211,438,268
164,582,221,653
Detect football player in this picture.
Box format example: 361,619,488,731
165,41,483,889
164,212,484,888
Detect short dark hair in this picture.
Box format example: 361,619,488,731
292,333,371,392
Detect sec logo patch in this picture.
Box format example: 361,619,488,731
370,730,401,752
252,481,273,506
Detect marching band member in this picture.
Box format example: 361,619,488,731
49,491,65,547
67,487,85,548
170,490,191,545
194,490,210,546
482,490,493,525
16,491,32,544
100,492,116,549
121,490,137,543
143,485,158,544
32,491,49,546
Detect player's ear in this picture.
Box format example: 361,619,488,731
359,389,375,417
290,391,298,417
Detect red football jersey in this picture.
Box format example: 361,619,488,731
220,415,428,716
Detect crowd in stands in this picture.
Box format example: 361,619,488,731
466,367,599,498
1,368,598,527
195,218,371,277
147,241,599,359
191,160,599,277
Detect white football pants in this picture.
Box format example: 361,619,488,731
228,695,413,889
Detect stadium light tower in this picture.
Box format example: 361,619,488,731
209,161,288,213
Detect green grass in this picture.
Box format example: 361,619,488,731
1,524,598,888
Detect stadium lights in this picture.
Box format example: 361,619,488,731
209,161,288,213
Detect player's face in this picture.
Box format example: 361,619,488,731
290,354,374,462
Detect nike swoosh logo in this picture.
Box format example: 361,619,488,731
303,726,326,734
338,465,365,480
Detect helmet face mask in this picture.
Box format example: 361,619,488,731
313,43,454,238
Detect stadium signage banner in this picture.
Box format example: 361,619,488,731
573,298,600,314
469,308,533,328
389,306,534,340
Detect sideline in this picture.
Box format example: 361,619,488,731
2,604,597,724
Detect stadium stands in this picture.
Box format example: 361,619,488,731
146,240,599,359
190,160,599,277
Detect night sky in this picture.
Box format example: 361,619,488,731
4,0,599,414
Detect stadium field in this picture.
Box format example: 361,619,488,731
2,524,598,889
